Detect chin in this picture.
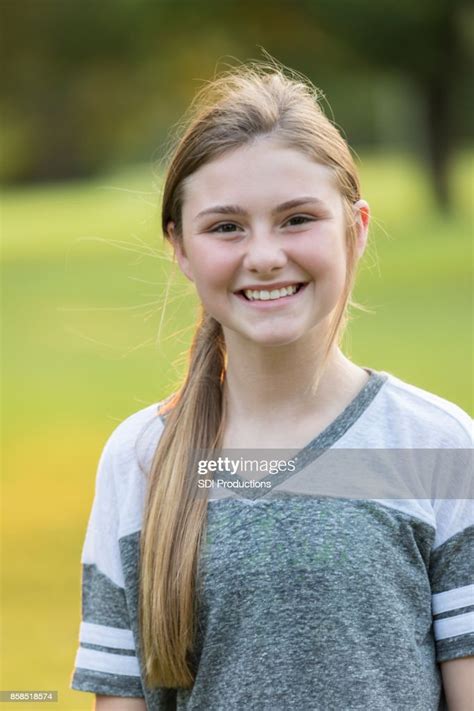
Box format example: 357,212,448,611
244,329,304,348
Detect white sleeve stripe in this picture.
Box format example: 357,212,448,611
432,584,474,614
433,611,474,641
79,621,136,650
74,647,140,677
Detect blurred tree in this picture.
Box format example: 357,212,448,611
0,0,157,181
296,0,472,210
1,0,472,212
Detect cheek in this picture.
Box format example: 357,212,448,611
189,244,237,292
296,234,347,277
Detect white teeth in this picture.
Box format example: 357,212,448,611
243,284,300,301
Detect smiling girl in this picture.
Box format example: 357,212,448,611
71,62,473,710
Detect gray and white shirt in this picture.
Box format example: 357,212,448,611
70,369,473,710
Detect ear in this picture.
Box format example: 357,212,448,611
352,199,370,259
167,221,194,283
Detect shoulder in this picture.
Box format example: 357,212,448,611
366,370,472,448
104,400,166,465
96,399,170,528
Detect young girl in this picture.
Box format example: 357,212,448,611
70,62,473,710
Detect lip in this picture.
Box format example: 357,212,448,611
234,280,307,293
233,282,309,308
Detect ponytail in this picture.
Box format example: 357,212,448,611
139,311,225,687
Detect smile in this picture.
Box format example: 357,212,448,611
234,282,308,306
244,283,302,301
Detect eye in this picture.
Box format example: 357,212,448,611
285,215,314,227
209,222,241,234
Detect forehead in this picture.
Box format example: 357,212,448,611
181,140,340,218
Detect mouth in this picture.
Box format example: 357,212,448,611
234,282,308,306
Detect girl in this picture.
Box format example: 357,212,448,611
70,62,473,710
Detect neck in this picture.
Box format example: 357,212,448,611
222,330,368,426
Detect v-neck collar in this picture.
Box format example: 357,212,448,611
158,368,389,500
214,368,388,500
291,368,387,465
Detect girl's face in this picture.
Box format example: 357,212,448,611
169,138,369,348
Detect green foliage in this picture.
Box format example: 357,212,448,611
1,0,473,189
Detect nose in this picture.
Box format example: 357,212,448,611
242,229,288,273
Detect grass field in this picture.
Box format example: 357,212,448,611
2,151,473,710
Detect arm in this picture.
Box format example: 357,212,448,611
440,656,474,711
95,695,147,710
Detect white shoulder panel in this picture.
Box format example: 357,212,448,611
81,402,165,584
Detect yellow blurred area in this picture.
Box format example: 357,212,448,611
3,430,107,708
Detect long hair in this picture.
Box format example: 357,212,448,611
139,59,364,688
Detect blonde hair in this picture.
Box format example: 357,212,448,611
139,59,364,689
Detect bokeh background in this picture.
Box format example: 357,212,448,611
2,1,473,709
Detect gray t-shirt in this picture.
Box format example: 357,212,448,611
70,369,473,710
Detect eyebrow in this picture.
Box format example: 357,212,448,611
194,196,326,222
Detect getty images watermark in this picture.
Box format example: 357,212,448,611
189,448,473,501
196,454,298,490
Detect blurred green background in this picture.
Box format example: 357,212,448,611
1,1,473,709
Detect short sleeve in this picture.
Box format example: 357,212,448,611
430,497,474,663
70,431,145,698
